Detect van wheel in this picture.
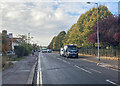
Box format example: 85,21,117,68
66,54,69,58
76,55,78,58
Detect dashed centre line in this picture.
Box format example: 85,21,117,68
57,58,92,74
106,80,119,86
86,67,101,73
57,58,71,64
74,65,92,74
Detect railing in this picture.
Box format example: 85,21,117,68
78,48,120,58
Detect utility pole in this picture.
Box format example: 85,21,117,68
87,2,100,61
28,33,30,44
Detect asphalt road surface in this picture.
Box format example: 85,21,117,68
36,52,119,85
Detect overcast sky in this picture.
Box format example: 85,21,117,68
0,0,119,46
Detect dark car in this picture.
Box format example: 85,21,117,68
47,49,52,53
7,51,15,56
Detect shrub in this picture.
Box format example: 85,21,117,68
14,46,25,57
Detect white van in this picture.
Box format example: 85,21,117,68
60,48,64,56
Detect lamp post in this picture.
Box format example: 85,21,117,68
87,2,100,61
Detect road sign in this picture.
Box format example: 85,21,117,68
9,33,13,38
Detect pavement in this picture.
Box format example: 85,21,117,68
2,54,37,85
78,55,119,70
36,52,119,85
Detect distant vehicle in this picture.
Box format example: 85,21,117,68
60,48,64,56
63,45,78,58
41,48,47,53
7,51,15,56
38,49,40,52
47,49,52,53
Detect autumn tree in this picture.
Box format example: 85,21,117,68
48,36,57,50
62,5,112,47
54,31,66,50
88,15,120,48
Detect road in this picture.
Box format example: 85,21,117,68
36,52,119,85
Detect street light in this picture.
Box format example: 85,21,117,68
87,2,100,61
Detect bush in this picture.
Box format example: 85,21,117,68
14,46,25,57
14,44,33,57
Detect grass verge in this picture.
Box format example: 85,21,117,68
13,56,25,61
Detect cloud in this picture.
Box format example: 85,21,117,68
0,1,119,46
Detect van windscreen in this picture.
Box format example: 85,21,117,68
68,46,77,50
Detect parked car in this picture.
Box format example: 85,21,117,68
60,48,64,56
63,45,78,58
47,49,52,53
41,48,47,53
0,51,2,56
7,51,15,56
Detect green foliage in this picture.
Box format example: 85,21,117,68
23,44,33,56
63,5,112,47
48,5,113,49
14,43,33,57
54,31,66,50
48,31,66,50
14,46,25,57
48,36,57,50
13,57,25,61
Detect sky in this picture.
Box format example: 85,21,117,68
0,0,119,46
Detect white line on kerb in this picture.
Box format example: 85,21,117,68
98,64,119,72
37,53,43,86
74,65,92,74
106,80,119,86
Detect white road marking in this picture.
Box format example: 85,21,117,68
86,67,101,73
74,65,92,74
57,58,71,64
57,58,61,60
62,60,67,63
98,64,119,72
37,53,43,86
106,80,119,86
67,62,70,64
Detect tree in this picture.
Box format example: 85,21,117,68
2,30,11,54
63,5,112,47
48,36,57,50
54,31,66,50
88,15,120,48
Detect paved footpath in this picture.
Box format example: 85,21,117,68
2,54,37,85
78,55,119,70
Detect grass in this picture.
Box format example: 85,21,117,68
2,56,13,70
13,56,25,61
2,55,27,70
